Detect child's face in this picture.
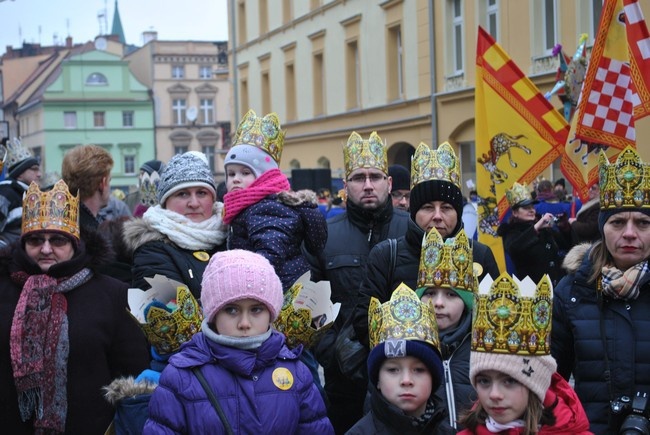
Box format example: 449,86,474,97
226,163,256,192
420,287,465,331
377,356,432,417
213,298,271,337
475,370,529,425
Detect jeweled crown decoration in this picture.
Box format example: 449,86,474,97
139,171,161,207
6,137,33,169
22,180,80,239
505,182,534,208
417,228,476,293
599,146,650,210
343,131,388,177
410,142,461,190
368,283,440,350
136,284,203,355
232,109,285,164
471,273,553,356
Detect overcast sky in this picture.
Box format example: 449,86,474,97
0,0,229,50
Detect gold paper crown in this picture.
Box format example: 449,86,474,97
471,273,553,356
22,180,80,239
417,228,476,293
343,131,388,177
139,171,161,207
410,142,461,190
368,283,440,351
505,182,534,208
599,146,650,210
273,279,336,348
232,109,285,164
136,284,203,355
6,137,34,170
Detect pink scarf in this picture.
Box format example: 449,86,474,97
222,169,290,224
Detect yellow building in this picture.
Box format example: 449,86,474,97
228,0,650,194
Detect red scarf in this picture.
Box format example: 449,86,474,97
223,169,290,224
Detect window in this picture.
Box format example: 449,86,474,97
237,0,247,44
172,99,187,125
199,98,215,124
486,0,498,39
199,66,212,79
313,53,324,115
259,0,268,34
283,0,292,24
285,63,296,121
64,111,77,129
543,0,558,53
122,111,134,127
387,25,404,100
93,111,106,128
261,71,271,115
202,146,216,172
86,72,108,85
452,0,464,73
240,79,249,112
172,65,184,79
124,155,135,175
174,146,188,155
346,40,360,109
591,0,603,42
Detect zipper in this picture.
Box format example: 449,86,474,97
443,359,456,429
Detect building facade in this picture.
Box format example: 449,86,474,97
228,0,650,195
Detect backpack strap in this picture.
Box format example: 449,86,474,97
191,366,234,435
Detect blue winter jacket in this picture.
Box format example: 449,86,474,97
143,330,333,434
552,243,650,435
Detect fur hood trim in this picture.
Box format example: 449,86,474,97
277,189,318,207
103,376,157,405
562,243,593,274
122,217,168,255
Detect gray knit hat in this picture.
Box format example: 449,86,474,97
224,144,279,178
157,152,217,206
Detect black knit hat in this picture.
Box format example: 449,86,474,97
140,160,164,175
9,157,39,179
388,164,410,192
410,179,464,233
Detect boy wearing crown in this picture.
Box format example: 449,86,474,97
0,180,149,434
0,138,41,248
346,285,454,434
552,147,650,434
304,131,410,434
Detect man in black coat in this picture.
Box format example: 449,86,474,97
305,131,409,434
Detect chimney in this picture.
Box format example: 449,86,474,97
66,36,73,48
142,30,158,45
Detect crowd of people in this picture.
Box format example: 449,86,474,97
0,110,648,434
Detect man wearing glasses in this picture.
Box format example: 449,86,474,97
388,164,411,212
306,131,409,434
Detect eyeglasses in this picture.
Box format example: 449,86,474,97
347,174,387,185
24,235,71,248
391,191,411,200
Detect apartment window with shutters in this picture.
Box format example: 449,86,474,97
64,111,77,129
122,111,134,128
172,99,187,125
93,111,106,128
200,98,215,125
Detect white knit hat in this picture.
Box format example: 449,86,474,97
469,351,557,403
157,152,217,206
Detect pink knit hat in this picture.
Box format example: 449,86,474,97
200,250,284,323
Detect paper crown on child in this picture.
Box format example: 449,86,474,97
6,137,38,178
471,273,552,356
343,131,388,177
410,141,461,190
505,182,537,209
21,180,80,240
470,273,557,403
599,146,650,211
368,283,440,351
231,109,285,165
139,170,161,207
128,275,203,355
416,228,477,305
273,272,341,349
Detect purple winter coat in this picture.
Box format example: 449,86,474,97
143,330,333,434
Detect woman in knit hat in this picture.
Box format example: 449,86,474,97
143,250,334,434
552,147,650,434
347,285,455,434
123,151,227,298
497,182,571,286
458,273,591,435
223,109,327,291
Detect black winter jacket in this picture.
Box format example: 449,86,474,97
0,179,28,246
552,243,650,434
